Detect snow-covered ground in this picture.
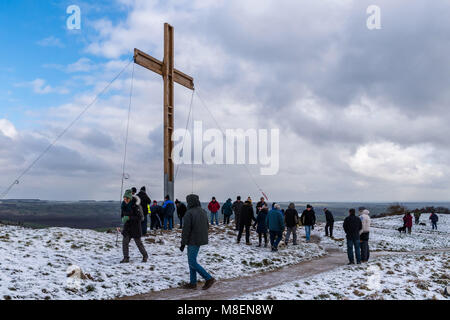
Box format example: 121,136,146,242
238,251,449,300
316,213,450,252
0,223,325,300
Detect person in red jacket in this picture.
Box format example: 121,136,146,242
403,212,413,234
208,197,221,226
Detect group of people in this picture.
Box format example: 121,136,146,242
400,211,440,234
120,188,215,290
343,207,371,265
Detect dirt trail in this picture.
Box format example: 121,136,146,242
119,246,450,300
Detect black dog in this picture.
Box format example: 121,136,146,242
419,222,426,226
397,226,407,233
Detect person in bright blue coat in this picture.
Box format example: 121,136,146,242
266,203,285,252
162,195,175,230
254,204,269,247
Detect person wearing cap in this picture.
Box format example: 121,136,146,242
323,208,334,238
301,204,316,242
358,208,371,262
137,186,151,236
120,189,148,263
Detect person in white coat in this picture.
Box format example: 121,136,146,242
359,208,371,262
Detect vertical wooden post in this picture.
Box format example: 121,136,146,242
163,23,174,201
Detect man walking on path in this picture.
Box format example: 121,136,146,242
175,199,187,229
221,198,233,225
232,196,244,231
359,208,371,262
137,186,151,236
162,195,176,230
301,204,316,242
324,208,334,238
207,197,220,226
343,208,362,265
429,212,439,230
120,189,148,263
180,194,215,290
284,203,299,246
237,199,255,245
266,203,285,252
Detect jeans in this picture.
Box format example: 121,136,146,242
187,245,212,285
150,214,162,230
163,216,173,230
237,224,251,243
179,216,183,228
360,240,370,262
224,215,231,225
141,215,148,235
347,238,361,264
325,222,334,237
234,213,240,230
285,226,297,245
304,225,311,241
210,212,219,225
269,230,283,249
432,222,437,230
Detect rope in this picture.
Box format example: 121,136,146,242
119,62,135,201
194,90,269,200
174,89,195,182
0,58,134,200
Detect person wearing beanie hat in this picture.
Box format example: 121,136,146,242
131,187,137,195
120,189,148,263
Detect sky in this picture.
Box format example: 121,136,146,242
0,0,450,202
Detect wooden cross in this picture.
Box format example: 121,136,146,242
134,23,194,201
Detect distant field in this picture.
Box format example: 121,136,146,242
0,200,449,229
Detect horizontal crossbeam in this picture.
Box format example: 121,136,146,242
134,48,194,90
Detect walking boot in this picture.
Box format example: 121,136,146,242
202,278,216,290
120,257,130,263
182,283,197,290
142,255,148,263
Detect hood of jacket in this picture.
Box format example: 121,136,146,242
186,194,201,209
132,194,141,206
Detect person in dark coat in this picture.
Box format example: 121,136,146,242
221,198,233,225
162,195,175,230
237,200,255,245
137,186,151,236
300,204,316,242
254,204,269,247
403,212,413,234
180,194,215,290
323,208,334,237
284,203,299,245
256,197,267,216
343,208,362,265
232,196,244,231
175,199,187,229
429,212,439,230
150,200,163,230
120,189,148,263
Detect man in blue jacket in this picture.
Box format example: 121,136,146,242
162,195,175,230
266,203,285,252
